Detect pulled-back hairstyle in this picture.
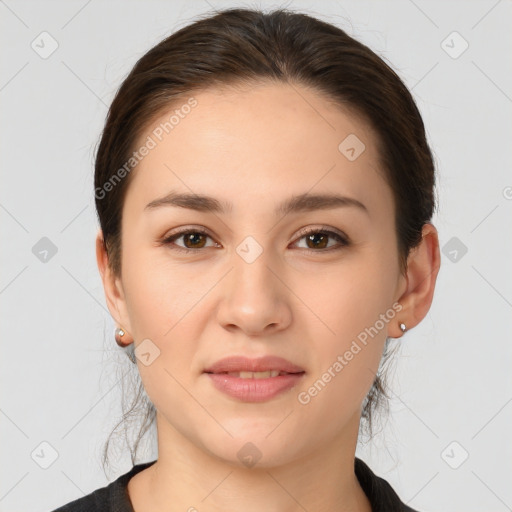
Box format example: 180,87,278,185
95,7,437,475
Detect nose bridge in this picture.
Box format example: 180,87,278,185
232,234,279,300
216,234,291,334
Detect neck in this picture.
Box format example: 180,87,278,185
129,411,371,512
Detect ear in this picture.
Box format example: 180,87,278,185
95,228,133,337
390,222,441,338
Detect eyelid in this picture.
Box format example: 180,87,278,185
160,225,217,249
294,225,348,242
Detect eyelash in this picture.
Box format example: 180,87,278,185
160,226,350,255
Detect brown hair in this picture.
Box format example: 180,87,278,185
95,7,437,475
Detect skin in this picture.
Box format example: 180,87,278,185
96,81,440,512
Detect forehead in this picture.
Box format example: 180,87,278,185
125,81,392,220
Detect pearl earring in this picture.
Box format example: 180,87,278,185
114,327,136,364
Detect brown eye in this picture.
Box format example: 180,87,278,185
293,228,349,252
181,232,208,249
161,228,217,253
305,232,329,249
161,226,349,255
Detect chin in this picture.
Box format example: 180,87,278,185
198,426,305,470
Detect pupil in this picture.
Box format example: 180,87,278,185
308,233,327,249
186,233,205,248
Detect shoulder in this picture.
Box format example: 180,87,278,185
354,457,419,512
49,484,111,512
48,461,157,512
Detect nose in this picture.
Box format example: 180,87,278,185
216,249,292,337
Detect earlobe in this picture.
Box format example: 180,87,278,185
393,222,441,337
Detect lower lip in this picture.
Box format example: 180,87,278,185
205,373,305,402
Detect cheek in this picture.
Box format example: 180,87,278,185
297,253,396,345
122,262,203,417
120,263,207,418
294,254,396,403
121,248,202,335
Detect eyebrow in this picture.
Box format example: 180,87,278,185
144,191,369,217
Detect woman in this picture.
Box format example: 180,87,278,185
52,7,440,512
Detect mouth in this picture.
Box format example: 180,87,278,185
203,355,306,402
204,355,305,375
210,370,302,379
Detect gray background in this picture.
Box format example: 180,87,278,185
1,0,511,511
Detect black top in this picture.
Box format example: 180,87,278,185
50,457,418,512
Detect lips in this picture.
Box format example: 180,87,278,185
204,356,306,402
203,355,305,375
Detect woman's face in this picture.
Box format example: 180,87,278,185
102,82,411,467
